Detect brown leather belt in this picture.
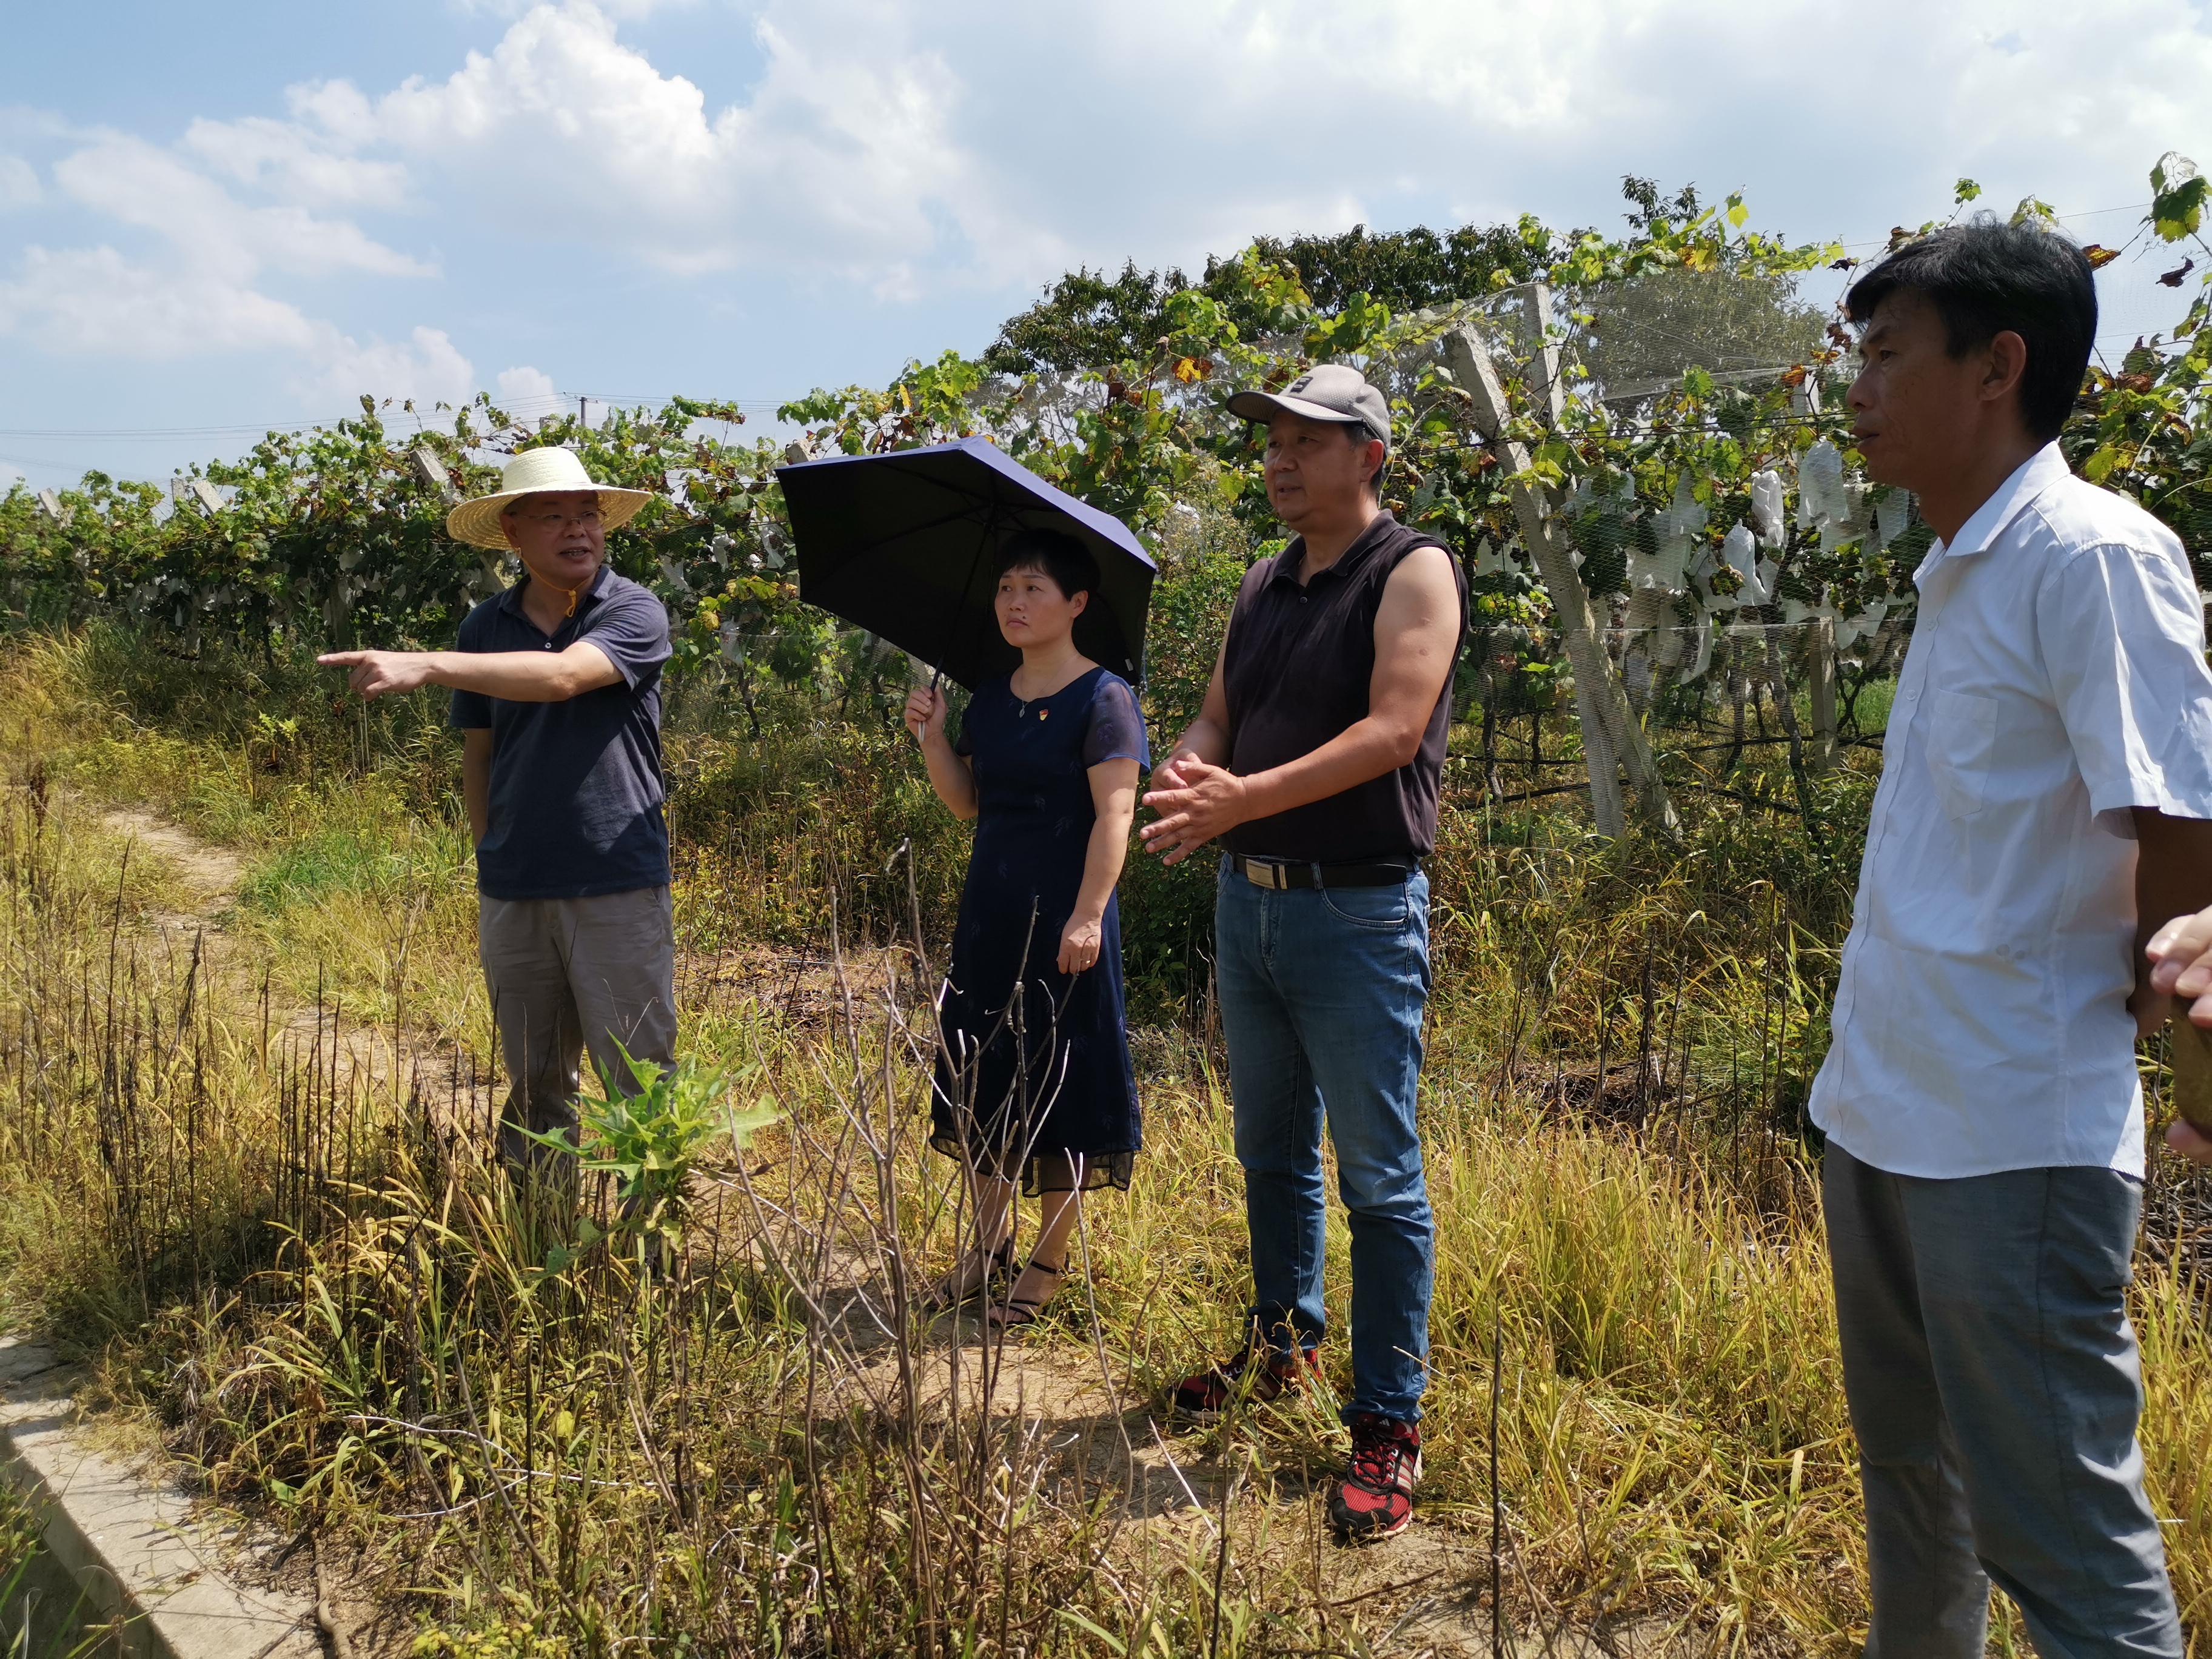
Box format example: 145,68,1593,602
1232,854,1418,890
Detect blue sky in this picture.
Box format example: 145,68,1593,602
5,0,2211,489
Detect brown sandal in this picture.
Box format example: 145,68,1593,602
987,1258,1065,1333
923,1234,1016,1313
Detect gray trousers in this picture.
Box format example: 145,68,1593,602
479,888,677,1175
1823,1142,2179,1657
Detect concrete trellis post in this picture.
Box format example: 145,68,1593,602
412,447,461,505
169,477,223,515
1523,283,1566,428
1445,324,1678,838
416,447,506,591
1808,615,1838,771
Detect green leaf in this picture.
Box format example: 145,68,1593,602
1954,178,1983,206
2153,153,2208,243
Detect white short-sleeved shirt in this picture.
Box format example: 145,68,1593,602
1809,444,2212,1179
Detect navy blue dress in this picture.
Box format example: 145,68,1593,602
933,666,1148,1194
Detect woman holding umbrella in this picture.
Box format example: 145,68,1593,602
904,530,1148,1330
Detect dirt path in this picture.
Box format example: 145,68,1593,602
90,803,1677,1656
102,803,493,1128
95,805,461,1657
815,1301,1671,1657
104,806,248,899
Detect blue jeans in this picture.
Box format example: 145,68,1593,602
1824,1142,2180,1657
1214,857,1435,1423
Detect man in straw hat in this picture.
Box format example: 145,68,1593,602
321,446,674,1180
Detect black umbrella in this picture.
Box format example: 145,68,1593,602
778,437,1156,692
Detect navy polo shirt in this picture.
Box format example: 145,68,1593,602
449,567,672,900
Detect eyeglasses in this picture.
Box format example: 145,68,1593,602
520,508,604,529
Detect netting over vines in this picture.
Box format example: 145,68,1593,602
6,154,2212,837
1452,619,1894,802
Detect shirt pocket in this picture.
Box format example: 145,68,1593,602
1923,688,1999,820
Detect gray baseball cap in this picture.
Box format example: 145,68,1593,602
1225,363,1390,444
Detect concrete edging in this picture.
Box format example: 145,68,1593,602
0,1336,319,1658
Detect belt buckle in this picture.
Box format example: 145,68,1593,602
1244,857,1287,891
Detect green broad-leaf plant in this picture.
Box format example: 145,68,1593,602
520,1042,778,1266
2065,152,2212,588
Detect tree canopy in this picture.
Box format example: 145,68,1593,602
981,216,1571,375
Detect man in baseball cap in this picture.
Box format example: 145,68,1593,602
1143,363,1465,1541
1223,361,1394,443
320,447,676,1191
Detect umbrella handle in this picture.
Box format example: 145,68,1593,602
912,662,943,747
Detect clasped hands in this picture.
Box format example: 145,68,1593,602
1049,757,1245,975
1138,756,1253,866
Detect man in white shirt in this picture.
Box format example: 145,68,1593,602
1813,220,2212,1654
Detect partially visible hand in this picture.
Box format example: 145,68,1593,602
2147,904,2212,1027
319,650,434,699
1057,915,1103,976
904,685,948,743
1139,757,1250,865
1149,754,1198,793
2168,1118,2212,1165
2132,987,2175,1041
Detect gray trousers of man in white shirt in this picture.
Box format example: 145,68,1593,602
478,888,678,1176
1823,1143,2180,1657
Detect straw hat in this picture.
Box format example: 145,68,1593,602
445,447,655,550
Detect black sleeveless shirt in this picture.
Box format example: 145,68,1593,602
1221,512,1466,862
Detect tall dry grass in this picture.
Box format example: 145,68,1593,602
8,625,2212,1651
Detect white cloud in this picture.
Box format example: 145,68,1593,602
0,118,451,412
997,0,2212,267
181,116,410,210
234,0,2212,312
454,0,693,15
0,157,39,210
496,365,560,407
0,242,472,409
300,324,477,409
53,135,431,281
10,0,2212,453
295,1,1053,284
0,245,323,357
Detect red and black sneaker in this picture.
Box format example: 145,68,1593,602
1329,1413,1421,1542
1168,1344,1321,1423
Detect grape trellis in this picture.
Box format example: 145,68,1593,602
7,153,2212,833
